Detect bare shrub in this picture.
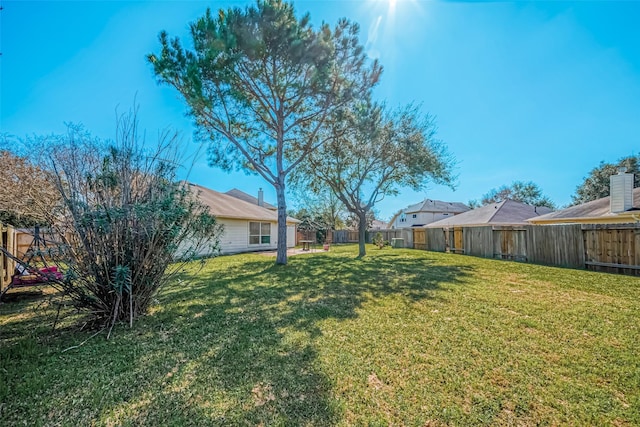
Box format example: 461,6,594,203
28,111,222,333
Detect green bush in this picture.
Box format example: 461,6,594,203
372,232,384,249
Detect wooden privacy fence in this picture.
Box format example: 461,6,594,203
332,230,361,244
2,224,14,291
1,223,17,292
413,223,640,276
0,225,63,294
332,229,413,247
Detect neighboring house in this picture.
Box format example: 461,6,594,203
426,199,553,228
369,219,389,230
528,172,640,225
190,183,299,255
390,199,470,228
225,188,277,210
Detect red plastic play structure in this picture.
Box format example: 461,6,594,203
0,226,64,300
10,265,63,286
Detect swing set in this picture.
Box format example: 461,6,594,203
0,225,64,301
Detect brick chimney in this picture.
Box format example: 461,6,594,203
258,188,264,207
610,169,634,213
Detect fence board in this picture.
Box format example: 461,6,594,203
413,229,426,250
332,230,346,243
424,228,445,252
379,230,403,243
636,231,640,268
464,226,493,258
401,229,414,248
332,230,360,243
453,227,464,254
492,226,528,261
332,229,404,245
1,224,17,292
583,224,640,276
1,224,7,290
527,224,584,268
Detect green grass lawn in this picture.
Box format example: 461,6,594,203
1,245,639,426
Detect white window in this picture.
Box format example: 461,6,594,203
412,214,417,218
249,222,271,245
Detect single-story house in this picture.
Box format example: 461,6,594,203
390,199,470,228
528,172,640,225
426,199,553,228
190,183,299,255
225,188,277,210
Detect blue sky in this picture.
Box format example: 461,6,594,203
2,0,639,220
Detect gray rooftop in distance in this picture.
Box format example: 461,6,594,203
529,187,640,222
426,199,553,228
404,199,470,214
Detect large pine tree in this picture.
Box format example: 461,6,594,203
148,0,380,264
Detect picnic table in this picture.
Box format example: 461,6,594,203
300,240,314,251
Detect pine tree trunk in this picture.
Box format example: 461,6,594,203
275,180,288,265
358,210,367,258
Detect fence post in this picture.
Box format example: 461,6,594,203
1,222,5,291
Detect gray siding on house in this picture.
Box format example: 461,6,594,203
391,199,469,229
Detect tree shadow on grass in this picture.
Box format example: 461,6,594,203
0,249,472,425
136,250,473,423
0,289,45,303
0,288,75,342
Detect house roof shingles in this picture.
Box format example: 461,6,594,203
389,198,470,226
190,183,298,223
224,188,277,210
426,199,553,228
528,187,640,224
405,199,469,214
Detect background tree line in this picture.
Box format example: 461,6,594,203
465,155,639,210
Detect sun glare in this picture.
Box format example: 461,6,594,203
375,0,419,17
389,0,397,13
364,0,423,59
